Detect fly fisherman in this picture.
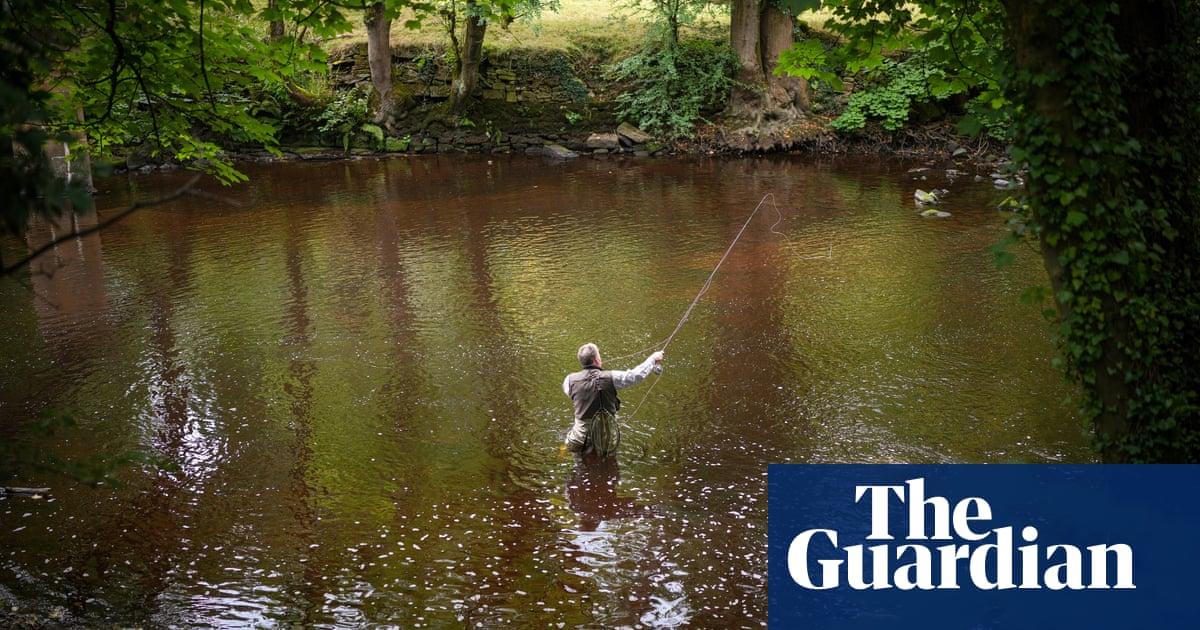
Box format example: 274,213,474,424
563,343,664,458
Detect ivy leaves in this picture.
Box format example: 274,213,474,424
781,1,1200,461
1006,0,1200,461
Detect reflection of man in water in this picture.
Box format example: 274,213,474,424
563,343,664,459
565,455,645,531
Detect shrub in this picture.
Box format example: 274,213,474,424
831,56,954,132
608,38,737,138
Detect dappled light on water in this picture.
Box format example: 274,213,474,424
0,154,1091,627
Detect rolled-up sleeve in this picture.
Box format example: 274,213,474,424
610,354,660,390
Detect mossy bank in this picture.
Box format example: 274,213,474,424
246,40,1006,166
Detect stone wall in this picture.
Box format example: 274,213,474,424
320,43,672,158
328,44,592,105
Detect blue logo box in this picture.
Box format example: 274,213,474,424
767,465,1200,629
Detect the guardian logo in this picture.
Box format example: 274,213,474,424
787,478,1136,591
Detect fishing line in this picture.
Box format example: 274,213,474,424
767,196,835,262
615,192,833,421
557,193,832,459
611,192,831,365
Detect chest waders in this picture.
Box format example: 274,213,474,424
566,367,621,457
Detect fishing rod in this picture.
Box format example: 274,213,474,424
558,192,832,460
619,192,781,420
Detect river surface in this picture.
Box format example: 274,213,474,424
0,154,1093,627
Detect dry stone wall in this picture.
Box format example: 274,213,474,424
324,43,666,157
328,44,590,106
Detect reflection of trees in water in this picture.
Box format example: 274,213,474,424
26,210,109,354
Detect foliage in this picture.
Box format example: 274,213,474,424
960,94,1012,142
614,0,713,45
999,0,1200,462
317,86,371,149
829,56,960,132
777,37,843,92
0,0,93,245
609,38,737,138
607,0,735,138
1,0,362,194
780,0,1008,138
75,1,348,180
793,0,1200,461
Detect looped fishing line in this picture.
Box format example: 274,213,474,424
611,192,832,421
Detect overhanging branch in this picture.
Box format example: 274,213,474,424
2,173,203,278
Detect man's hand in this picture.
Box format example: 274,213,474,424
651,350,665,363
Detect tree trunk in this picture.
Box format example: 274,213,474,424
364,2,398,127
761,2,809,112
267,0,285,41
451,0,488,118
1003,0,1200,461
729,0,764,118
729,0,809,123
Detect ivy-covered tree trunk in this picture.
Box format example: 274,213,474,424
1002,0,1200,462
450,0,488,118
729,0,809,123
364,2,399,127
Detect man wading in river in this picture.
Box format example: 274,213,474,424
563,343,664,459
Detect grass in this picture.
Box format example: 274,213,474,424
346,1,739,53
352,1,642,53
328,1,836,58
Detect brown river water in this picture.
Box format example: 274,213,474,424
1,154,1093,627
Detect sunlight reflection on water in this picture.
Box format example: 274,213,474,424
0,154,1092,627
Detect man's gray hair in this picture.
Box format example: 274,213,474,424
577,343,600,367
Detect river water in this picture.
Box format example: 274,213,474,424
1,154,1093,627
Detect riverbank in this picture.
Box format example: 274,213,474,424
119,13,1012,178
241,87,1009,181
239,104,1011,190
310,39,1008,166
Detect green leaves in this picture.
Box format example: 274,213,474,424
20,0,366,184
777,38,843,90
1064,209,1088,227
609,38,737,138
779,0,1008,137
830,57,953,132
1,0,94,242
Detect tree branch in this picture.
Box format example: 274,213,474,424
2,173,203,278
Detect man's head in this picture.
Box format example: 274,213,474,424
577,342,601,367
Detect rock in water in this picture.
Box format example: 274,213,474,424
914,188,939,205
